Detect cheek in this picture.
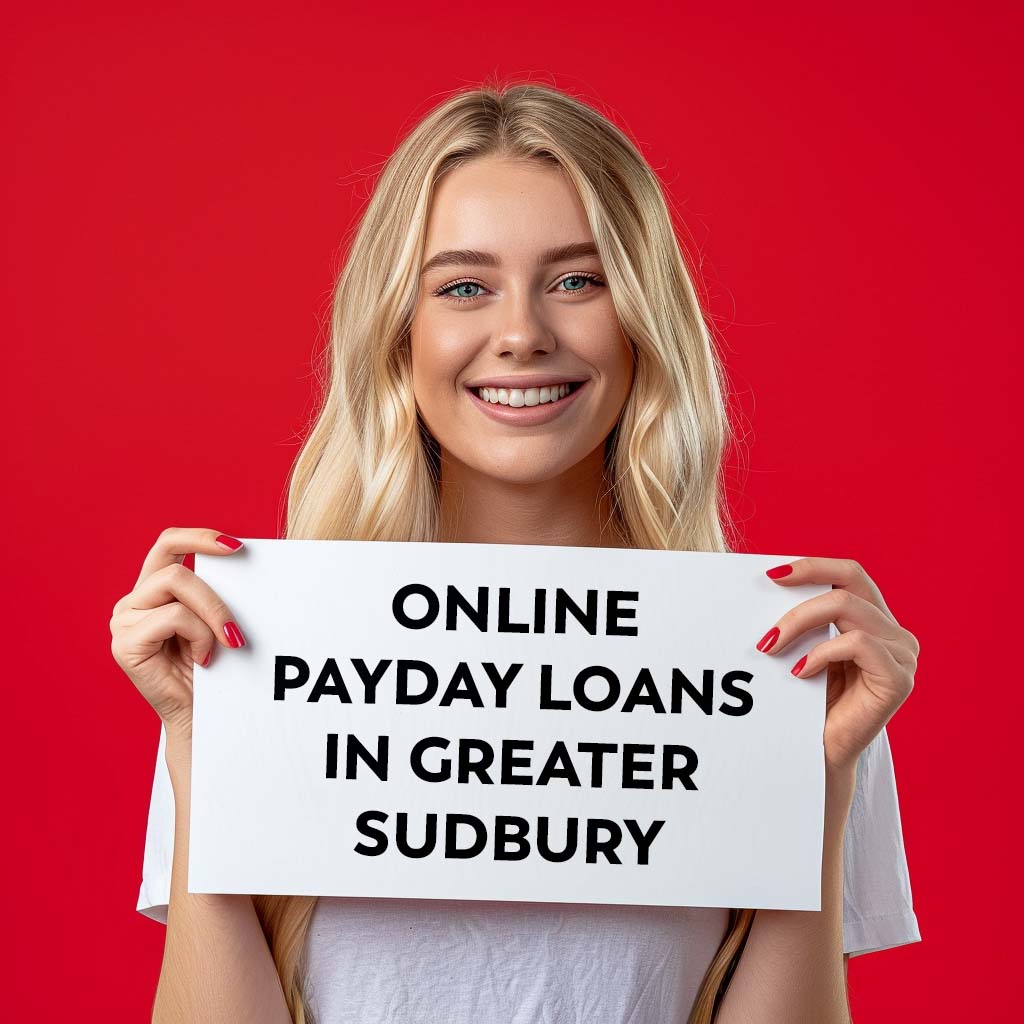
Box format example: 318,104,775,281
568,296,632,366
583,323,634,404
410,313,476,429
412,321,463,384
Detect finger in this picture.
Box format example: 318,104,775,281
755,588,903,657
112,600,217,672
791,629,914,703
763,557,892,616
126,561,245,651
888,626,921,672
132,527,245,592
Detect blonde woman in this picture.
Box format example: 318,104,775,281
113,82,921,1023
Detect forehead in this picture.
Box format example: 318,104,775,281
422,156,594,259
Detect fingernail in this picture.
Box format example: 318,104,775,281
216,534,244,551
200,650,212,668
766,564,793,579
756,627,780,653
791,655,808,677
223,621,246,648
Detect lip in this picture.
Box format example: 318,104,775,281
463,373,589,389
465,379,589,426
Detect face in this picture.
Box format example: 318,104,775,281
410,155,635,485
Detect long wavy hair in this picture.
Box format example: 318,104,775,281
252,78,754,1024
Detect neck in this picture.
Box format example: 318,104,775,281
437,445,627,549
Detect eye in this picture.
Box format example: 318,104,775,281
434,279,489,304
554,272,604,295
432,278,491,301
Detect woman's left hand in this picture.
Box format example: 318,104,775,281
755,557,918,777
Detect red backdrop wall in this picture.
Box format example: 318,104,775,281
5,2,1019,1019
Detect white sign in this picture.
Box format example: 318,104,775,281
189,539,830,911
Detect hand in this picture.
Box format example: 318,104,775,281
755,557,918,776
109,527,248,742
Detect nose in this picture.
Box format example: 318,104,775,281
490,293,556,361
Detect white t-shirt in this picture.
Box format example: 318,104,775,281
137,724,921,1022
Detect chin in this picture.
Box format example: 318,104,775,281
467,449,581,487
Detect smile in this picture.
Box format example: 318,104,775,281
464,379,588,425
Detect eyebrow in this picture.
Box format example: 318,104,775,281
419,241,601,278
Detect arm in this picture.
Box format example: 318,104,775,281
715,765,856,1023
152,731,293,1024
720,555,918,1023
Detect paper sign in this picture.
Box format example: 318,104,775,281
189,539,830,911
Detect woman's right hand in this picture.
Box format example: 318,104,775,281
109,527,248,744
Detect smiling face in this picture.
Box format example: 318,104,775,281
410,155,635,486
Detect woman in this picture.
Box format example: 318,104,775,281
112,82,921,1022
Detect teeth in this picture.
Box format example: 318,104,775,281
477,383,578,405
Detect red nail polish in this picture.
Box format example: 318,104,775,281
200,650,211,668
791,655,808,676
216,534,244,551
766,564,793,579
223,621,245,648
756,627,780,653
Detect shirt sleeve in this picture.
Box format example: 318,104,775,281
136,721,174,925
841,723,922,956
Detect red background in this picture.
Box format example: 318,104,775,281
5,2,1020,1019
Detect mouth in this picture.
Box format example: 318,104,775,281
463,377,589,425
468,380,585,407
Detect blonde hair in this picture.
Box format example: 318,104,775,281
254,78,753,1024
